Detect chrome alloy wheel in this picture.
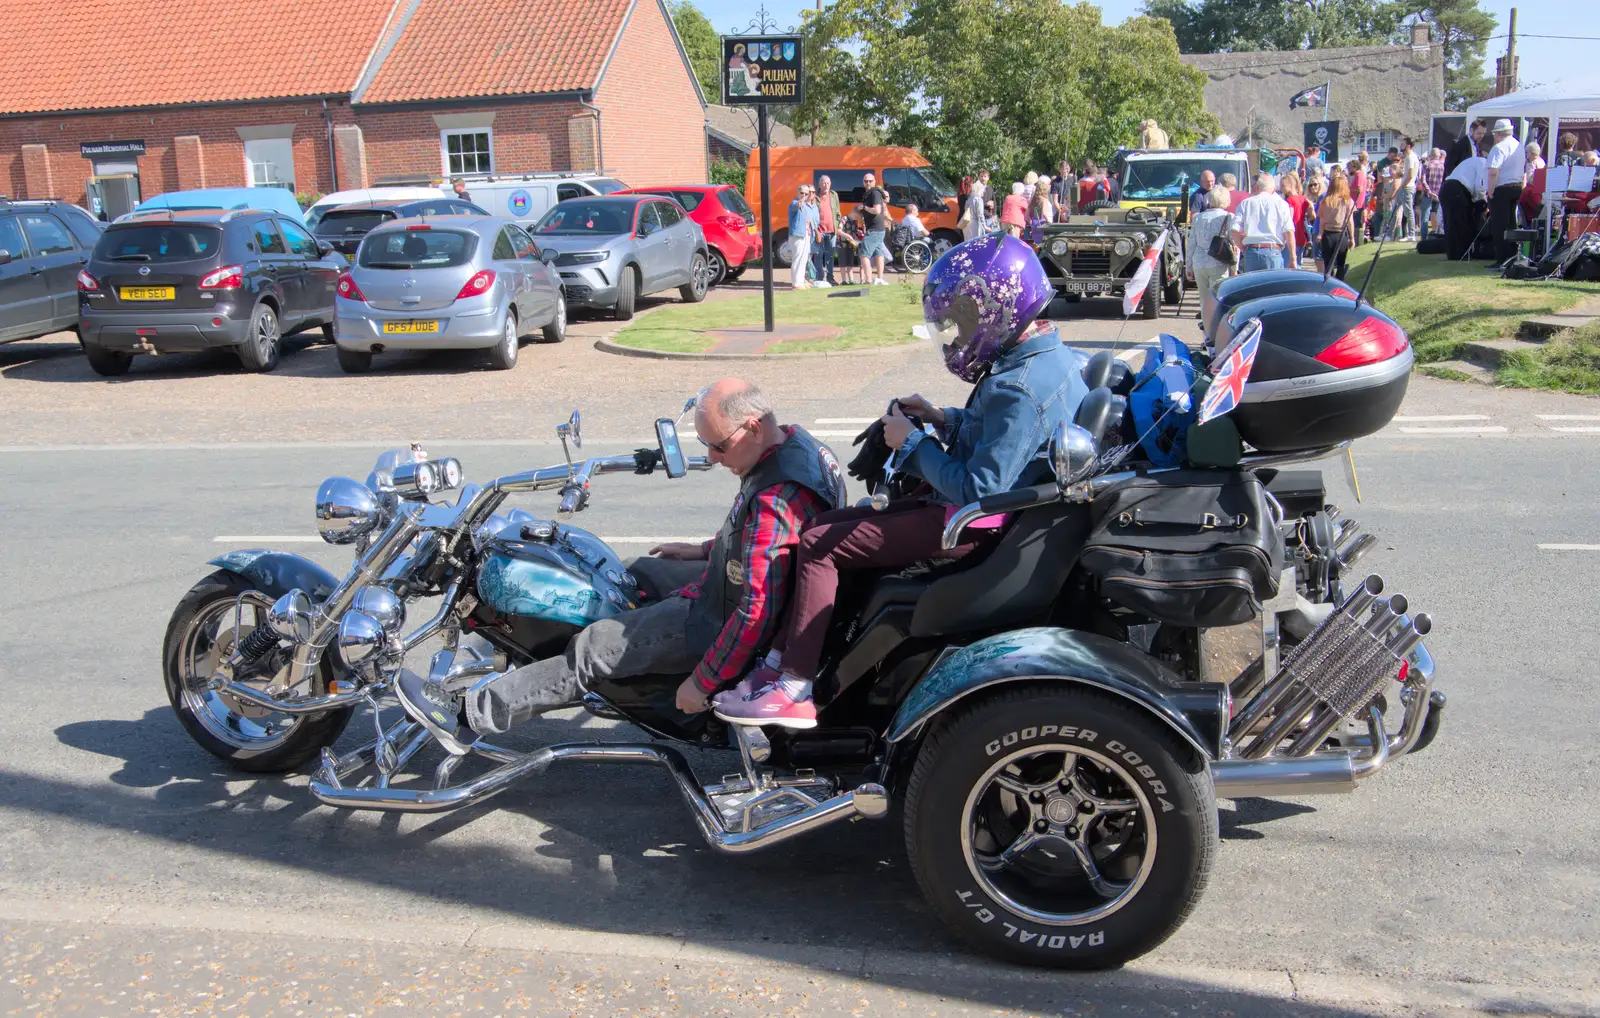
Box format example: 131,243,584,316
961,744,1157,926
255,308,279,359
177,598,301,752
692,254,709,298
502,314,518,355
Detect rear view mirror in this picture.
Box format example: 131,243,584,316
539,248,559,264
316,241,334,257
655,419,687,479
0,249,11,265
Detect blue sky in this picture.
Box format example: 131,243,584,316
694,0,1599,99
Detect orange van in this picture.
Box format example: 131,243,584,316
745,146,962,265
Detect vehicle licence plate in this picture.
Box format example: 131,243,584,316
382,320,440,334
119,286,175,301
1063,281,1113,295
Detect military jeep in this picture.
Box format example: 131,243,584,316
1037,208,1186,320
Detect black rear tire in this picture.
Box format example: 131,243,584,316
82,340,132,376
540,291,567,343
613,266,638,321
680,252,709,303
1140,266,1162,320
336,346,373,373
162,570,353,773
488,309,519,370
1082,200,1119,214
708,249,730,286
237,303,281,372
904,685,1215,970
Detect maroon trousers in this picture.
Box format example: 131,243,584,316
774,500,984,681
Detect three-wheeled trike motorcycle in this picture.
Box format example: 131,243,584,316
163,300,1442,970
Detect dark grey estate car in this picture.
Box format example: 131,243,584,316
78,209,343,376
0,197,105,345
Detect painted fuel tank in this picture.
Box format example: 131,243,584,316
476,521,643,626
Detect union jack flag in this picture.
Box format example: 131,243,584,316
1198,322,1262,425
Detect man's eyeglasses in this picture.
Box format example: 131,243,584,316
697,419,750,455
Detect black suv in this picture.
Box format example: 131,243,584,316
0,197,105,346
313,198,488,256
78,209,342,375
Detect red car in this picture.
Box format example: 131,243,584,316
613,184,760,286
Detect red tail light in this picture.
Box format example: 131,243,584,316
456,269,496,300
198,264,244,289
335,272,366,302
716,214,747,230
405,224,432,231
1316,316,1409,369
1329,286,1358,300
77,269,100,292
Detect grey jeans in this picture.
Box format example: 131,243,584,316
465,557,708,734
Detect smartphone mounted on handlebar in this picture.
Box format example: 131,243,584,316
655,419,687,479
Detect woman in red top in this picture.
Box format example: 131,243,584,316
1281,172,1311,260
1348,159,1371,246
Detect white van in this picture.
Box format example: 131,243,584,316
463,173,630,223
305,186,449,227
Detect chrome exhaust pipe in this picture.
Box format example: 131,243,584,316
1215,706,1387,796
308,740,888,854
214,679,367,715
1336,532,1377,570
1230,575,1384,743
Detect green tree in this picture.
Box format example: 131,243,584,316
668,1,721,102
1143,0,1411,52
795,0,1216,183
1406,2,1496,108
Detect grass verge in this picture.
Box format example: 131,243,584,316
1342,243,1596,363
1496,319,1600,394
613,284,923,353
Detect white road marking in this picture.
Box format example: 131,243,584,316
213,535,703,545
1537,544,1600,551
1547,426,1600,433
1397,426,1508,434
1536,414,1600,420
1393,414,1490,421
814,417,877,425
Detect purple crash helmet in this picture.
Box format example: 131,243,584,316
921,234,1053,383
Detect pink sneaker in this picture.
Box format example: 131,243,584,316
711,663,781,707
714,679,818,729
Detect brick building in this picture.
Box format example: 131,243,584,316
0,0,707,214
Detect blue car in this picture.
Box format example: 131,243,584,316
128,187,307,224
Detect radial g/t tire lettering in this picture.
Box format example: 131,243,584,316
903,685,1216,970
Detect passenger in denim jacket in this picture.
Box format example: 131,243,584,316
712,234,1084,728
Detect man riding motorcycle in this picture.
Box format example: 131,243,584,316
395,378,845,751
714,234,1089,727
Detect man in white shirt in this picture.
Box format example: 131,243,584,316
1485,118,1526,265
1396,137,1421,241
1440,145,1490,260
1230,172,1298,273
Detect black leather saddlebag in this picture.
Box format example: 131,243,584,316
1079,470,1284,627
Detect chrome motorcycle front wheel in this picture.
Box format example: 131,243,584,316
162,570,353,772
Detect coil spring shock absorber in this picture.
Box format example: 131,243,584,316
234,622,280,663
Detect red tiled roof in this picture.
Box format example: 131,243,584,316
358,0,633,105
0,0,402,115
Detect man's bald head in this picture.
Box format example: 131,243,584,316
694,378,782,475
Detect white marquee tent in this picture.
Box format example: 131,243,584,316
1465,85,1600,141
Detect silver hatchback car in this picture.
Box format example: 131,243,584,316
333,216,564,372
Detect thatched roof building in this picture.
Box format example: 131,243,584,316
1180,23,1445,158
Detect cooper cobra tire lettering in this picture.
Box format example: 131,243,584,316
906,687,1217,970
985,726,1097,756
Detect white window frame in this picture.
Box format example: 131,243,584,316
441,127,494,177
1359,131,1393,157
243,137,296,191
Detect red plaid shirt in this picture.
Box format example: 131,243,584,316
675,479,828,692
1421,158,1446,198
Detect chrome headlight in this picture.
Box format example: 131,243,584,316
392,456,462,498
337,611,387,668
1050,240,1068,257
266,589,315,644
1113,238,1136,258
351,587,405,637
567,251,607,264
316,477,384,545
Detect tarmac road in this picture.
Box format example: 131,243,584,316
0,426,1596,1016
1,291,1598,1015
